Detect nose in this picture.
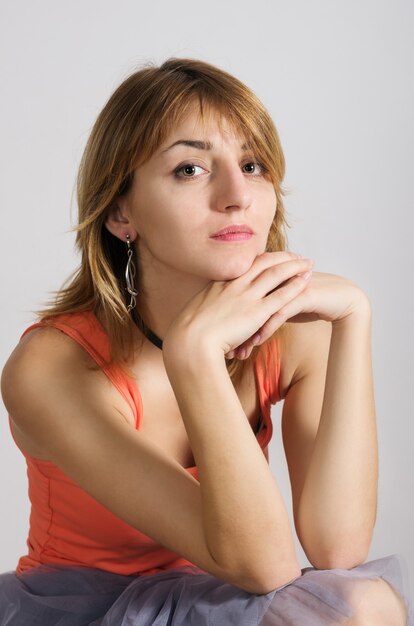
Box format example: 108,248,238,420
211,163,253,213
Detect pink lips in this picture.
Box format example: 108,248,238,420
210,224,253,241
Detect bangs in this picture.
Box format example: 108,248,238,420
133,87,284,188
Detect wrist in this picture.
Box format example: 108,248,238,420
163,328,225,372
332,292,372,329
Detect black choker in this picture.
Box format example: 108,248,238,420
144,326,163,350
132,310,163,350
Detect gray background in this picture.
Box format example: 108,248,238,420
1,0,413,597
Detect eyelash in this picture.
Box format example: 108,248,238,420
174,161,267,180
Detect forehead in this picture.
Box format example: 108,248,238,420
158,103,248,152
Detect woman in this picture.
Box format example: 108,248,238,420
0,57,412,624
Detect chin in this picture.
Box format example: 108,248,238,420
209,253,257,281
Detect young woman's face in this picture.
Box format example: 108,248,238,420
120,106,277,282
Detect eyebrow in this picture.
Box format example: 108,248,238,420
162,139,250,153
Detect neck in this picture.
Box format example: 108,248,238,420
136,260,211,343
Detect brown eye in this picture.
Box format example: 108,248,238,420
175,164,204,179
243,163,255,173
242,162,264,175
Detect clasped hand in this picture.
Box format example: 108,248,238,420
164,252,370,361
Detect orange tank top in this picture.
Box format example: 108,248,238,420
13,310,281,576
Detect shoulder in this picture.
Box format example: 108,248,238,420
278,318,332,399
1,325,133,456
3,324,94,390
2,325,95,419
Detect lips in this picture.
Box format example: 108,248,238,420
210,224,253,238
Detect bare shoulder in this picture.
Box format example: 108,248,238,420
2,326,95,416
278,318,332,399
1,325,134,457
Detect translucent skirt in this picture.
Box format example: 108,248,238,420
0,554,412,625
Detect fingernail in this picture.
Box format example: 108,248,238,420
300,271,312,280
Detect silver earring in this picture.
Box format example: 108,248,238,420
125,235,138,312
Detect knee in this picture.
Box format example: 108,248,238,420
348,578,407,626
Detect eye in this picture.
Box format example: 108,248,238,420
174,163,205,179
242,161,266,175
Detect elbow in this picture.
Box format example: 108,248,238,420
298,527,372,570
235,560,302,595
207,534,302,594
307,545,370,571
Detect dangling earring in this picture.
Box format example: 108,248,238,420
125,234,138,312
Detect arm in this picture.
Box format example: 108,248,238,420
0,329,261,593
282,302,378,569
2,257,306,593
162,338,301,591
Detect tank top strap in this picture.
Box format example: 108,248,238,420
253,334,281,448
22,311,141,427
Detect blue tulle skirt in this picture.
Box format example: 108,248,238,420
0,554,412,625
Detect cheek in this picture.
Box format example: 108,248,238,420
137,202,196,258
266,198,278,229
257,191,277,229
133,193,173,237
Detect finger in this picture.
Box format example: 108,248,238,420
248,317,279,347
258,266,312,319
275,289,312,322
241,346,255,360
235,344,255,360
256,281,312,343
235,251,304,287
228,345,247,360
251,258,314,299
225,272,311,358
228,329,262,360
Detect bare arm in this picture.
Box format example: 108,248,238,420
274,275,378,568
1,330,270,593
282,301,378,569
163,338,300,590
2,254,310,593
233,266,379,570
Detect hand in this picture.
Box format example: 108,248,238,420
163,252,314,362
277,271,370,323
228,270,371,360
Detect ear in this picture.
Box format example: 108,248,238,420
104,202,138,242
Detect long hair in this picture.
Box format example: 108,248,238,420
41,58,289,380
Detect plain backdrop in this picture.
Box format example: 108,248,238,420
1,0,413,598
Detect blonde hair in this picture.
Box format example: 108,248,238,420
41,58,289,379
